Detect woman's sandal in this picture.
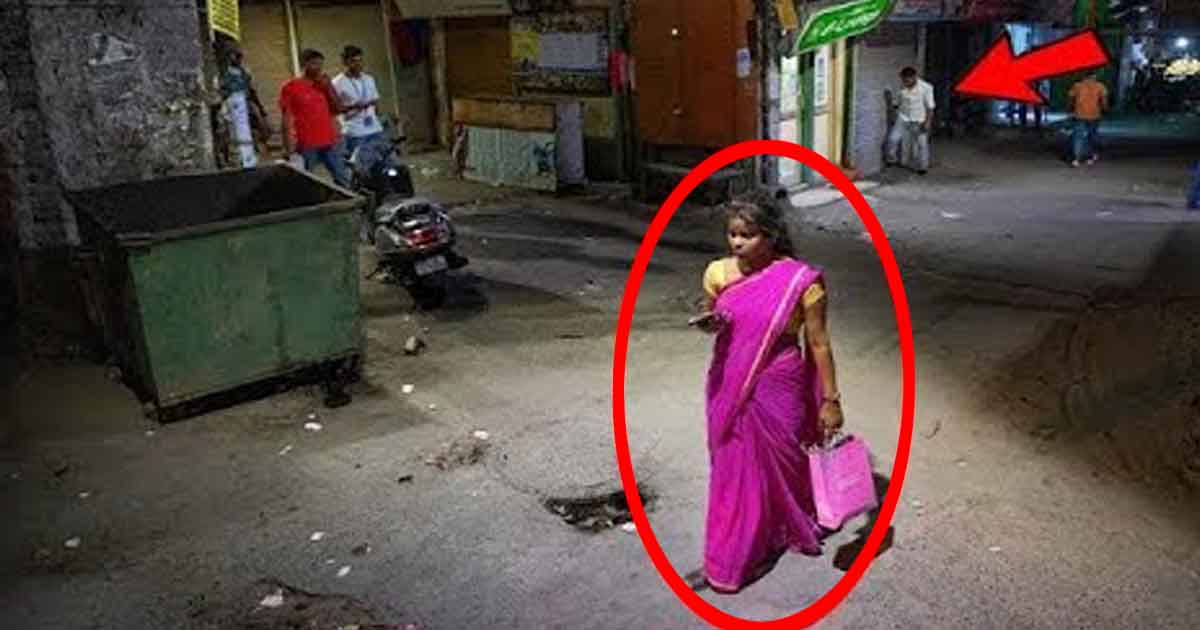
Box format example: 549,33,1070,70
683,568,711,592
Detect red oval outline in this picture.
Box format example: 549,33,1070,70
612,140,915,628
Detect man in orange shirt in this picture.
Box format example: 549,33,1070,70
1068,72,1109,168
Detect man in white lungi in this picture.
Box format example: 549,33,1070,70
886,66,936,175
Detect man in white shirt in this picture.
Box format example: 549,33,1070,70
332,45,385,157
886,66,936,175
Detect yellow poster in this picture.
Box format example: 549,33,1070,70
775,0,800,30
511,29,540,63
208,0,240,40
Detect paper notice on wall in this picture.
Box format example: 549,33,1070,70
511,30,539,63
207,0,240,40
813,46,830,113
736,48,752,78
538,33,604,72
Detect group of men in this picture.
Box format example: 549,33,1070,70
219,45,385,188
883,66,1112,174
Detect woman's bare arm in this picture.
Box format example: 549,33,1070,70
804,285,838,397
804,282,844,433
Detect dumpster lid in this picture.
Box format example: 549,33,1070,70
70,166,356,238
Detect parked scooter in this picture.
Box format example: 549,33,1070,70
348,120,467,309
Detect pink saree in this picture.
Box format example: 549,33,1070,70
704,258,825,593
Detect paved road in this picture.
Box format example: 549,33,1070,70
2,145,1199,629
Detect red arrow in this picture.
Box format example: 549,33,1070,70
955,30,1110,105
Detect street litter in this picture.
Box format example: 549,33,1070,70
424,432,492,471
310,532,326,542
352,543,371,557
420,167,441,178
259,589,285,608
403,336,426,356
64,537,81,549
940,212,964,220
278,445,294,456
428,404,438,411
910,499,925,509
78,491,91,499
956,459,968,468
402,384,415,395
472,430,490,441
544,487,653,533
308,413,318,421
988,546,1003,553
1096,211,1114,218
304,422,324,432
145,430,155,437
397,474,414,484
337,565,352,578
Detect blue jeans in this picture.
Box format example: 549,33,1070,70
301,144,350,188
1072,119,1100,162
343,132,384,157
1188,161,1200,210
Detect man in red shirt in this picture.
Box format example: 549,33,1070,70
280,49,350,187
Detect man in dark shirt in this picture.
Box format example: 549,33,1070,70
279,49,349,187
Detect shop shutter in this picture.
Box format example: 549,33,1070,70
293,1,401,124
445,17,514,98
240,2,295,148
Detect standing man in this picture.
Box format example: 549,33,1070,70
332,45,385,157
279,48,350,187
1068,71,1109,168
886,66,936,175
219,46,270,169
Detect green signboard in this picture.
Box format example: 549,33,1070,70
795,0,895,55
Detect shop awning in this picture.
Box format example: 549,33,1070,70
391,0,512,18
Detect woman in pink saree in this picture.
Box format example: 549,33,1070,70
693,192,846,594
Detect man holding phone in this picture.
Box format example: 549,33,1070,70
279,48,350,187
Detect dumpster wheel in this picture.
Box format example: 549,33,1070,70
321,354,362,409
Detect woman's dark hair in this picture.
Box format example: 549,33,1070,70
300,49,324,64
724,190,796,257
342,45,364,62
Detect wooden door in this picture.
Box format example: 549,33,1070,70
631,0,684,145
631,0,757,148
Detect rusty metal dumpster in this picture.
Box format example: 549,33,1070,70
72,165,364,421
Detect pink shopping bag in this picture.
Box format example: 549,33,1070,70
806,433,879,531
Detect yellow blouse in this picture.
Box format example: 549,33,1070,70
703,257,825,335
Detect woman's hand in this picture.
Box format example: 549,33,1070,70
819,400,844,439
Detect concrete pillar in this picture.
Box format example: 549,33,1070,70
4,0,216,251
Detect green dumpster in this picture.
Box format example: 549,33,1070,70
73,165,364,421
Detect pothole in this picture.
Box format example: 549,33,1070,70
543,484,657,533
